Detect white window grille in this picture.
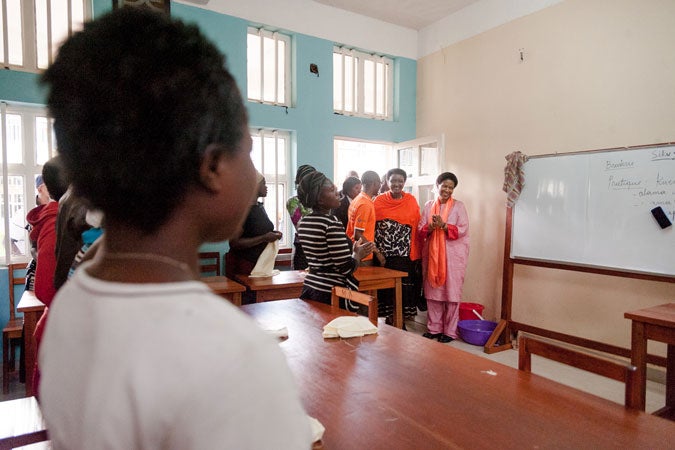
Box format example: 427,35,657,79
333,138,393,185
333,46,393,120
1,0,89,72
250,129,290,248
247,28,291,106
1,103,57,263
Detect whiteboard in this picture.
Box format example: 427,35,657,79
511,145,675,277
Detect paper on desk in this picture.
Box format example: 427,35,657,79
322,316,378,338
263,326,289,340
308,415,325,442
249,241,280,278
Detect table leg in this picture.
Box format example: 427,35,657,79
630,321,647,411
231,292,242,307
393,278,403,329
22,311,41,398
667,343,675,409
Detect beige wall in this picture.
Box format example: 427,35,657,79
417,0,675,354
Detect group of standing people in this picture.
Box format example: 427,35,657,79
24,155,102,396
286,165,470,342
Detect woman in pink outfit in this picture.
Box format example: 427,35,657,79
419,172,470,343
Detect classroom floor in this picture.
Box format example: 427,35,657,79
1,310,666,414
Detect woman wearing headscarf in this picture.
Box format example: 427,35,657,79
226,171,282,278
419,172,470,343
286,164,315,269
373,168,421,324
296,171,373,304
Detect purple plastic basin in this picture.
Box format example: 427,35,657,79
458,319,497,346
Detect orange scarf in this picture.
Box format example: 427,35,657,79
427,197,453,288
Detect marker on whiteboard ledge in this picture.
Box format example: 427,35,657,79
651,206,672,229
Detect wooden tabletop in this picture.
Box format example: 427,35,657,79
625,302,675,328
200,276,246,293
236,267,407,291
16,290,45,312
354,265,407,282
236,269,306,291
243,299,674,448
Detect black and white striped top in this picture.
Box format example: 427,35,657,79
297,212,358,293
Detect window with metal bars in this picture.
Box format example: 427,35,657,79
333,46,393,120
250,128,290,248
247,27,291,106
0,0,89,72
0,103,57,263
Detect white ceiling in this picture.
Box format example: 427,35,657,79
312,0,481,30
184,0,563,59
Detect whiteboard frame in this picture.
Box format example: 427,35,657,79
484,143,675,359
510,142,675,279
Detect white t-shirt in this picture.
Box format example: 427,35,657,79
39,262,312,449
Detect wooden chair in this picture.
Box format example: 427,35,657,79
518,335,637,409
330,286,378,326
3,262,27,395
198,252,221,277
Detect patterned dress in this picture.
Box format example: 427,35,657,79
373,192,421,319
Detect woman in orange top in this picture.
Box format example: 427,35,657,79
373,168,421,323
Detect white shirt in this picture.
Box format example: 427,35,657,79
40,262,312,449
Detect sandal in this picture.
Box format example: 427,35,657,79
438,334,454,343
422,332,442,340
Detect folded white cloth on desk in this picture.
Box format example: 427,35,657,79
249,241,280,278
322,316,378,338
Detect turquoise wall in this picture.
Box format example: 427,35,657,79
0,2,416,355
0,1,417,174
172,3,417,173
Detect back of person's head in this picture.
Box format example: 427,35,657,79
298,171,328,209
42,155,69,202
361,170,380,189
341,176,361,197
42,8,248,233
295,164,316,186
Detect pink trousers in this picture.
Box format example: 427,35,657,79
426,300,460,338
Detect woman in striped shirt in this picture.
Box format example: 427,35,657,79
296,171,374,304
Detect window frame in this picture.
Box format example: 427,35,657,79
247,27,292,107
1,103,57,263
1,0,90,72
333,137,394,185
249,128,291,249
333,46,393,120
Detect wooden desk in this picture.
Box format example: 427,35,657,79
201,276,246,306
16,291,45,398
354,266,405,328
625,302,675,418
0,396,48,449
236,270,305,302
243,299,673,448
236,267,407,328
